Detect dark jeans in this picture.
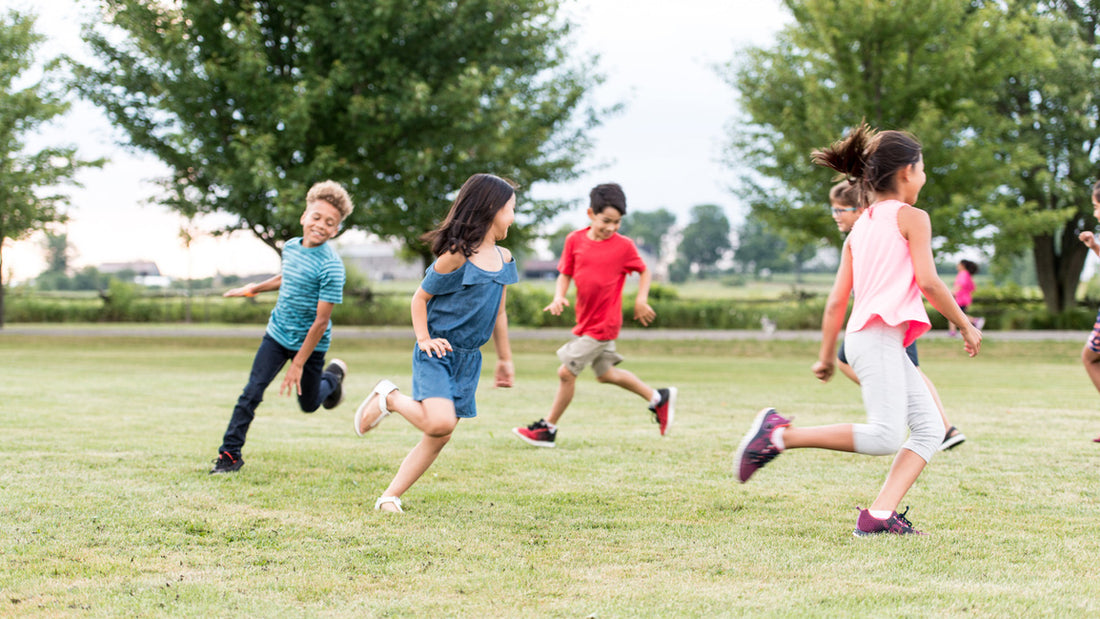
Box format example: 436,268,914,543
218,334,337,456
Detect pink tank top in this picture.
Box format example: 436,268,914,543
845,199,931,346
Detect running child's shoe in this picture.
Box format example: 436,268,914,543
513,419,556,447
322,359,348,409
649,387,677,436
733,407,790,483
939,425,966,451
854,507,926,537
209,451,244,475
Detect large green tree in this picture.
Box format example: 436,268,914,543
724,1,1062,298
75,0,604,263
0,10,102,327
678,204,731,274
618,207,676,261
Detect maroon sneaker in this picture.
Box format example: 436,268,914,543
733,407,790,483
649,387,677,436
513,419,557,448
854,507,926,537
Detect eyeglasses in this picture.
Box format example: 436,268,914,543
831,207,858,215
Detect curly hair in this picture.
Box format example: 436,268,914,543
422,173,517,257
306,180,353,219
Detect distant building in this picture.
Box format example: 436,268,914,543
340,241,423,281
98,261,171,287
521,258,559,280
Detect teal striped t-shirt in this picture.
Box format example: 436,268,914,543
265,237,345,352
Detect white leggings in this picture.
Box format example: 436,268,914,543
844,320,943,462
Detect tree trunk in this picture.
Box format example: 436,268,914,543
1033,226,1090,314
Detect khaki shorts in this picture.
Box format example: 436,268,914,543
557,335,624,377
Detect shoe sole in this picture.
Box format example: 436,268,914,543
660,387,677,436
733,407,775,483
355,379,396,436
939,433,966,451
512,427,555,448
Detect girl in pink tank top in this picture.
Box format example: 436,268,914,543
734,123,982,537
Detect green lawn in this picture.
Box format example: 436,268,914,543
1,330,1097,617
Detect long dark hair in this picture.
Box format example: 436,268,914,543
423,173,517,257
812,122,922,199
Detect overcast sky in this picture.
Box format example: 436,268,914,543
2,0,790,281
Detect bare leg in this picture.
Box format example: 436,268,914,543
546,365,577,425
385,392,459,437
869,448,927,513
781,424,856,452
595,366,656,400
1082,346,1100,394
376,396,458,511
918,368,950,433
839,360,860,384
379,432,453,510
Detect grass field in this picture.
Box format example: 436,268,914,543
2,329,1098,617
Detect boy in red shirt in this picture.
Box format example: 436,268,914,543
513,183,676,447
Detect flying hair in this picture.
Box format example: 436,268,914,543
812,122,922,199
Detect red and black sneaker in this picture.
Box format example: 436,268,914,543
733,407,790,483
854,506,926,537
649,387,677,436
209,451,244,475
513,419,557,448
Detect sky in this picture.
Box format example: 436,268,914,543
2,0,791,282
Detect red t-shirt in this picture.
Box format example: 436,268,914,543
558,228,647,340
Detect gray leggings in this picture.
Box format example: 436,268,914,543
844,320,943,462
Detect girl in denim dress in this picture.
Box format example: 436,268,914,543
353,173,518,513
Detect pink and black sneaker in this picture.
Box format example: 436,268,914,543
733,407,790,483
854,507,926,537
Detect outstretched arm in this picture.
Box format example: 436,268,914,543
543,273,573,315
224,273,282,297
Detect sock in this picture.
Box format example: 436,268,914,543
649,390,662,407
544,420,557,431
771,426,786,451
870,509,892,519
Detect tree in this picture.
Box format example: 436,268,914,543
75,0,606,265
724,1,1049,294
618,207,676,261
678,204,731,275
0,10,103,327
733,216,788,277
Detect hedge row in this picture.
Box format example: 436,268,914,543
4,284,1097,331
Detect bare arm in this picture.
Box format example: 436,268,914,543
633,267,656,326
1080,231,1100,257
280,300,334,396
412,251,466,358
492,287,514,387
225,273,282,297
543,273,573,315
901,205,981,357
813,241,854,382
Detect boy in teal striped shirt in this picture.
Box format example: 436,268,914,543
210,180,353,474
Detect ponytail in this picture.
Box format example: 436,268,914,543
813,122,921,198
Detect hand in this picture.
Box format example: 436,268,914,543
494,359,514,388
224,284,256,298
634,301,656,326
1080,231,1097,250
543,296,569,315
812,359,834,383
961,324,982,357
280,362,303,396
418,337,453,358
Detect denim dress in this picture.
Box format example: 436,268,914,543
411,251,518,417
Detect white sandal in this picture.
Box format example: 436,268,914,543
354,379,398,436
375,495,403,513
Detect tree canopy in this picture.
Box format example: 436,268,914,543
678,204,731,274
0,9,102,326
725,0,1100,312
75,0,605,263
